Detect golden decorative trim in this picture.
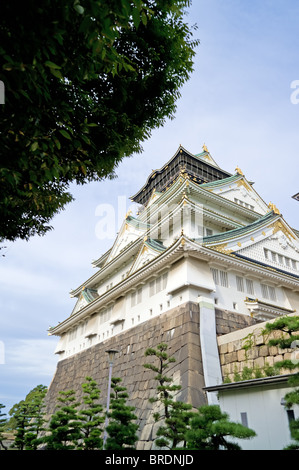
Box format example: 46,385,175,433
268,202,280,215
269,220,295,241
235,166,244,176
236,178,252,192
211,243,233,255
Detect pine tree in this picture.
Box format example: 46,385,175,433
263,315,299,449
9,384,47,450
77,377,104,450
144,343,193,449
105,378,138,450
0,404,8,450
42,389,82,450
185,405,256,450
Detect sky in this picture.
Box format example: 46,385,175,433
1,0,299,414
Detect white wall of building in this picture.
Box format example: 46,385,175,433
217,383,299,450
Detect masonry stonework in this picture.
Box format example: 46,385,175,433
217,314,297,382
45,302,292,449
45,302,205,450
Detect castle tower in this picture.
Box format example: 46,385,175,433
45,145,299,449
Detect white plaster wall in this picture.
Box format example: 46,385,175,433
218,385,299,450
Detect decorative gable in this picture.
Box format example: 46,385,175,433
129,237,167,274
204,212,299,277
105,214,149,264
237,224,299,276
71,288,98,315
202,172,269,215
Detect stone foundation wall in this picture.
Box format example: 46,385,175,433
45,302,206,450
218,315,296,382
215,308,260,336
44,302,274,449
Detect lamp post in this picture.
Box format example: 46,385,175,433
103,349,119,449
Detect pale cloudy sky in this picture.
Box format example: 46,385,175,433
1,0,299,413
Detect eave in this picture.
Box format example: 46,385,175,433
51,235,299,337
49,236,187,336
69,236,144,297
130,145,232,205
204,374,297,393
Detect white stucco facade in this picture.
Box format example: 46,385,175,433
205,375,299,450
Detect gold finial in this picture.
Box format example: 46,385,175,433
203,143,208,152
125,210,132,218
235,166,244,176
268,202,280,215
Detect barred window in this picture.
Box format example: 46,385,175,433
236,276,244,292
261,284,276,301
246,279,255,296
149,273,168,296
212,268,228,287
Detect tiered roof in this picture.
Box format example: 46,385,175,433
49,144,299,336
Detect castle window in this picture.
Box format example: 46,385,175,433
131,287,142,307
236,276,244,292
261,284,277,301
236,276,255,296
240,412,248,427
212,268,228,287
220,270,228,287
149,273,168,296
264,248,298,271
246,279,254,296
292,260,297,269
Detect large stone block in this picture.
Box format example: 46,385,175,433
44,302,205,449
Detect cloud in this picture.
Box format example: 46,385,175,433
4,338,58,379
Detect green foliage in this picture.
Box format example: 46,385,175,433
105,377,138,450
155,400,194,449
77,376,104,450
263,315,299,449
0,404,8,450
42,389,82,450
8,385,47,450
185,405,256,450
144,343,193,449
263,316,299,349
144,343,181,419
0,0,199,242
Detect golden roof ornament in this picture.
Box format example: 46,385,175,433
268,202,280,215
202,143,208,152
235,166,244,176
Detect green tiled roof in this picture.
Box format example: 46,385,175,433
203,211,277,244
127,215,150,230
145,238,167,252
82,288,98,303
201,173,241,188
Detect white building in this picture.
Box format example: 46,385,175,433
50,145,299,361
204,374,299,450
48,144,299,449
